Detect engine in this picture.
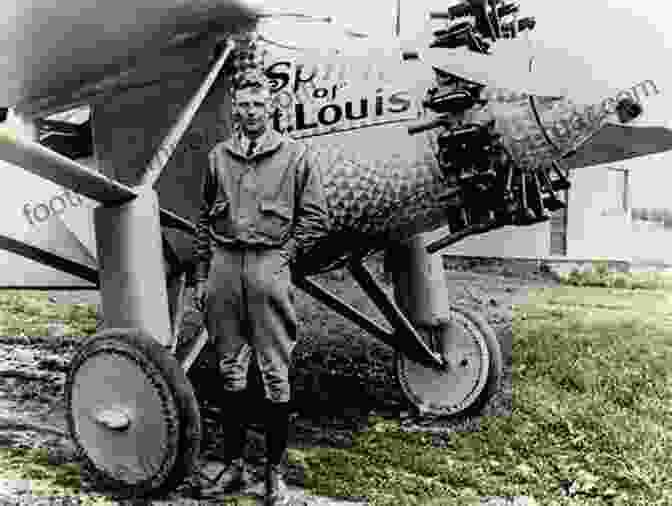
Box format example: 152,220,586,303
409,0,572,252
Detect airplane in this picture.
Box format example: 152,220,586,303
0,0,669,499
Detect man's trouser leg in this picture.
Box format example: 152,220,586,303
203,247,253,491
244,248,297,505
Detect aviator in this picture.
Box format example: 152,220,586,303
23,189,84,226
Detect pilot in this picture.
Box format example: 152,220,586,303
189,68,330,505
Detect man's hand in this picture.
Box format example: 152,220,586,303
192,282,208,312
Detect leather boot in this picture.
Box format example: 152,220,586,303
200,457,247,495
264,462,288,506
201,390,250,495
264,399,291,506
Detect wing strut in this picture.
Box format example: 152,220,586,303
139,39,236,188
0,128,136,205
290,259,444,370
347,260,444,369
0,233,99,285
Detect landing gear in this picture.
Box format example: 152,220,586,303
395,305,503,416
64,328,202,498
386,234,503,417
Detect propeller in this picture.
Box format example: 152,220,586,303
254,10,371,54
419,44,572,100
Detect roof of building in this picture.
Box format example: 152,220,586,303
565,124,672,169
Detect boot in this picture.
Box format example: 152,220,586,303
264,399,291,506
200,390,250,495
200,457,248,495
264,462,288,506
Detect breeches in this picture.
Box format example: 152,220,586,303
204,245,298,403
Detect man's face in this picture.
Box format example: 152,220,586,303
233,86,272,138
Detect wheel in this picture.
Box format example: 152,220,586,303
395,306,503,417
64,327,202,498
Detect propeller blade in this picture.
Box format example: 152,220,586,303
421,43,568,99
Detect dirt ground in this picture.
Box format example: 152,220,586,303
0,262,557,505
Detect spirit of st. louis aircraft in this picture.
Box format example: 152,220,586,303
0,0,669,499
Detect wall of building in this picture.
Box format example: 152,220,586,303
565,164,631,261
629,220,672,265
624,150,672,266
561,150,672,266
431,221,551,258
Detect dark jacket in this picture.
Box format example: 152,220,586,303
190,129,331,284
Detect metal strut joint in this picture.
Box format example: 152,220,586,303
292,264,444,370
347,260,445,370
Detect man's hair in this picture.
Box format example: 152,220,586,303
232,69,271,96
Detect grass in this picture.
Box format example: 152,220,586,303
284,268,672,505
0,290,97,338
0,448,113,505
0,291,107,504
0,267,671,505
558,260,672,290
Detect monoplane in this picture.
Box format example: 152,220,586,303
0,0,666,498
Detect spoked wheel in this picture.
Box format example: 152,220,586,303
395,306,503,417
64,328,202,498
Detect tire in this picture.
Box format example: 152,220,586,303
64,327,202,498
395,306,503,417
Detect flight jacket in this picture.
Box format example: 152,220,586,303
190,129,331,285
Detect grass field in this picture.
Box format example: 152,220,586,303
0,267,670,505
277,275,672,505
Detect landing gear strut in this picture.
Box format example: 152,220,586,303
387,234,503,416
65,191,202,498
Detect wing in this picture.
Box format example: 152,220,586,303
1,0,260,118
0,0,262,288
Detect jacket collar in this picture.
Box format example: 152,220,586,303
223,128,284,159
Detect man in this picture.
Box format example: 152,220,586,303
189,70,330,505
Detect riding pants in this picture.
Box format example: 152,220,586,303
204,244,298,403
